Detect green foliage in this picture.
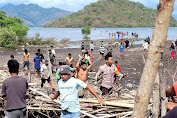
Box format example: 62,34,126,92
27,32,57,45
0,11,29,48
44,0,177,28
60,38,70,43
82,26,91,36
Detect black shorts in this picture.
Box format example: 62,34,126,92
35,68,40,73
100,52,104,55
100,86,112,95
41,77,51,84
91,49,93,51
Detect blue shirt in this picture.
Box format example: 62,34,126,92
58,77,87,112
34,57,42,69
120,45,124,52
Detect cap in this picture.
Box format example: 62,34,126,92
59,65,71,75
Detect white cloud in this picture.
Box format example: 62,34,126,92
0,0,97,11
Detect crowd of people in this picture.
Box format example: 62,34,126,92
1,35,161,118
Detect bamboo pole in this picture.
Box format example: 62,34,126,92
132,0,175,118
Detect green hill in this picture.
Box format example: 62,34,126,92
0,3,72,27
44,0,177,28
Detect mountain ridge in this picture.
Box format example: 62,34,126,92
0,3,73,27
44,0,177,28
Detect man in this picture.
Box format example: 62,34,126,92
161,82,177,117
41,60,52,88
95,52,115,95
51,65,105,118
49,49,55,73
33,52,42,80
81,42,85,55
37,49,44,61
2,60,28,118
75,56,92,82
142,40,149,57
10,55,14,60
22,49,30,73
120,42,125,59
99,44,105,60
125,38,130,49
107,43,113,54
65,53,75,68
51,46,56,63
90,41,94,54
56,62,74,82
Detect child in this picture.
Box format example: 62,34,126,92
120,42,125,59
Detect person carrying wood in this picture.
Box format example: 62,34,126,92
1,60,28,118
50,65,105,117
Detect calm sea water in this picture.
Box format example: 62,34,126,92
27,27,177,41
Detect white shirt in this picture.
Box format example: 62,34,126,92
41,64,50,79
142,42,149,49
51,49,56,55
90,44,94,49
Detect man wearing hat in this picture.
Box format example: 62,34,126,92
51,65,105,118
41,60,52,88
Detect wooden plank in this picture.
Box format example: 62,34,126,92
27,106,61,111
98,111,133,118
79,99,134,108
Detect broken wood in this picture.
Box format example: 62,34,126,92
160,69,167,117
132,0,175,117
79,99,134,108
29,87,98,118
153,72,160,118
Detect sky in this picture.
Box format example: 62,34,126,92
0,0,177,17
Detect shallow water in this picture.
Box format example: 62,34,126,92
27,27,177,41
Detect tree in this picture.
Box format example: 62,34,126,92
0,11,29,48
132,0,175,117
81,26,91,40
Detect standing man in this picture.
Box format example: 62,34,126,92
22,49,30,73
107,43,113,54
81,42,85,55
37,49,44,61
2,60,28,118
41,60,52,88
65,53,75,68
125,38,130,49
90,41,94,54
51,46,56,63
142,40,149,57
49,50,55,73
120,42,125,59
95,52,115,95
99,44,105,60
51,65,105,118
33,52,42,80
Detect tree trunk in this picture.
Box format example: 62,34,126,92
153,72,160,118
132,0,175,118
